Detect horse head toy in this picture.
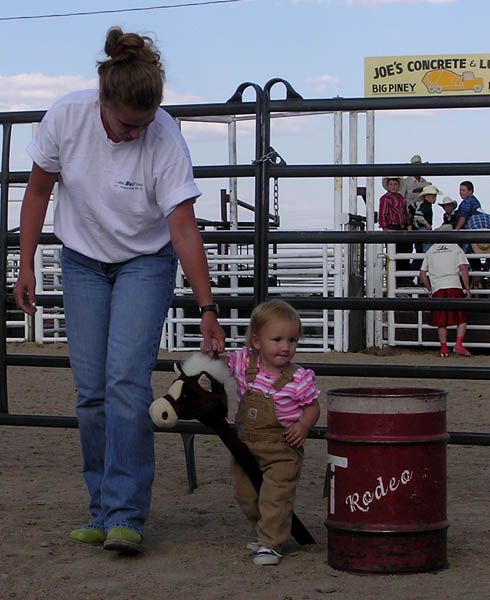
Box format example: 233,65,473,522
149,352,236,429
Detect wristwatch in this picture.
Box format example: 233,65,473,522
199,303,219,317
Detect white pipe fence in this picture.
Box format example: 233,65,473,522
5,111,489,352
6,239,490,351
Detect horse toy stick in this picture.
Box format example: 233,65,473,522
149,352,315,546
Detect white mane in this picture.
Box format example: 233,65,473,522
179,352,236,406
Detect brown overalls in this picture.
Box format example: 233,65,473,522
233,353,304,550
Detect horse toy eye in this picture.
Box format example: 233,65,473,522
149,380,184,428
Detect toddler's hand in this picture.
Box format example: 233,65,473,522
284,420,309,448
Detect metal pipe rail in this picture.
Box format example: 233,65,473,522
0,413,486,446
0,413,487,494
6,293,489,312
8,227,490,246
7,161,490,184
6,353,490,380
1,91,488,126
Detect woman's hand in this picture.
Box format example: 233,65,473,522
14,269,37,315
199,312,225,355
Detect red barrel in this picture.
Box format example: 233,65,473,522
325,387,448,573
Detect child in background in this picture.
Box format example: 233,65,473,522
227,300,320,566
378,176,413,284
438,196,458,228
454,180,481,231
410,184,442,260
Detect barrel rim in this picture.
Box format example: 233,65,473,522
327,387,447,398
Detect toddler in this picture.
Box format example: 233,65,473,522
227,300,320,566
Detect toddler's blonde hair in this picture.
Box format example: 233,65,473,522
245,299,302,348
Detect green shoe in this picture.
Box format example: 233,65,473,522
69,527,106,545
103,527,143,554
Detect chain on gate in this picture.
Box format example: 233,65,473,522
253,146,286,227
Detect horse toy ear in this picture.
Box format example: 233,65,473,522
178,353,236,408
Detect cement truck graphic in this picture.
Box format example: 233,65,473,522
422,69,483,93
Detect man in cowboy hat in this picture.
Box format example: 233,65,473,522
402,154,429,207
378,175,413,285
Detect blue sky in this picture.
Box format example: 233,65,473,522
2,0,490,229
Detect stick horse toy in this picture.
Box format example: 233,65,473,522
149,352,315,545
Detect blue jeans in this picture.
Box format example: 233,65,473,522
61,244,177,534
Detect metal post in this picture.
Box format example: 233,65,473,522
387,242,396,346
333,111,343,351
256,92,269,305
33,247,43,343
228,119,239,343
0,123,12,412
344,112,358,351
225,82,263,306
348,112,358,216
365,110,376,347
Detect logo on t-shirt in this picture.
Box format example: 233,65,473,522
115,180,144,191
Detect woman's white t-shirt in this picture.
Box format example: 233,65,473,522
27,89,201,263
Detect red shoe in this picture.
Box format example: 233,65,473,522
439,350,449,358
453,346,471,356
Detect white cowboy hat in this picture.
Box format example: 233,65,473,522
417,184,442,198
410,154,423,164
438,196,457,206
382,176,404,191
434,224,454,231
471,241,490,254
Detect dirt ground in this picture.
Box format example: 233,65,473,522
1,343,490,600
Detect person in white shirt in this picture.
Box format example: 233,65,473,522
14,26,225,553
401,154,429,207
420,236,471,358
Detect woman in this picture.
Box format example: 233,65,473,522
14,27,225,554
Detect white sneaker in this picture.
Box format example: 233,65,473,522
246,539,260,552
253,546,282,566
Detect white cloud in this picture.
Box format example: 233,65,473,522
0,73,207,112
163,89,205,105
180,120,229,142
180,112,316,143
0,74,97,111
306,74,341,93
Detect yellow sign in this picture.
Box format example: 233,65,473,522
364,54,490,97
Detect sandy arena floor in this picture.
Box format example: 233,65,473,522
1,343,489,600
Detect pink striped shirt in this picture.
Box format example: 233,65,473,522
227,347,320,427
